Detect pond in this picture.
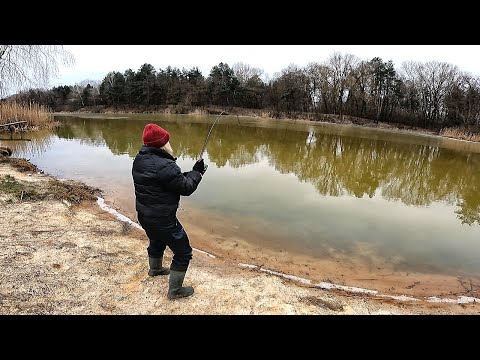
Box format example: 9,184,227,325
6,113,480,294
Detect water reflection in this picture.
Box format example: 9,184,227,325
49,115,480,227
2,129,53,158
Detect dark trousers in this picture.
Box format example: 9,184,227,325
138,215,193,272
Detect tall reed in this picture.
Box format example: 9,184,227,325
440,127,480,142
0,102,54,128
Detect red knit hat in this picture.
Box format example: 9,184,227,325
142,123,170,147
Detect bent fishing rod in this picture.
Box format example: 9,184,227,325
197,111,241,160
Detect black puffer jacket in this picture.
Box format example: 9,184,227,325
132,145,202,229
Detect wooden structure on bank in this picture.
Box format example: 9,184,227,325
0,146,12,156
0,121,30,142
0,120,28,132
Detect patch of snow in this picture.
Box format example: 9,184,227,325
258,267,312,285
238,263,258,269
379,294,419,302
314,281,378,295
426,296,480,304
371,310,394,315
96,197,142,230
193,248,216,258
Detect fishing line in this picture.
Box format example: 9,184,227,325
197,110,241,160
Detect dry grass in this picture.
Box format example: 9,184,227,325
440,127,480,142
49,180,101,204
0,174,100,204
0,156,38,172
300,296,345,311
0,101,54,129
0,156,101,204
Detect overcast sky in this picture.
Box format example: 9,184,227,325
54,45,480,87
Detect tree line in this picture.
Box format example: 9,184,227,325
11,52,480,131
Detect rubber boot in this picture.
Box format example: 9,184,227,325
148,256,170,276
168,270,194,300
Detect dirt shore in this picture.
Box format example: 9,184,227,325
0,157,479,314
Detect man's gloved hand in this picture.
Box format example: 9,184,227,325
193,158,208,175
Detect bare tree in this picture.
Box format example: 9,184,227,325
0,45,74,98
401,60,459,128
311,62,335,114
232,62,264,85
326,52,359,119
231,62,266,109
462,75,480,127
86,79,101,106
71,79,100,107
71,84,85,107
305,62,323,112
273,64,310,113
348,60,372,118
445,72,480,127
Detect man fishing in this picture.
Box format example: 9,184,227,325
132,123,207,300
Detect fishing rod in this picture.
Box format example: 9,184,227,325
197,110,241,160
197,111,224,160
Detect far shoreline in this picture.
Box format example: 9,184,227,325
53,107,480,148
